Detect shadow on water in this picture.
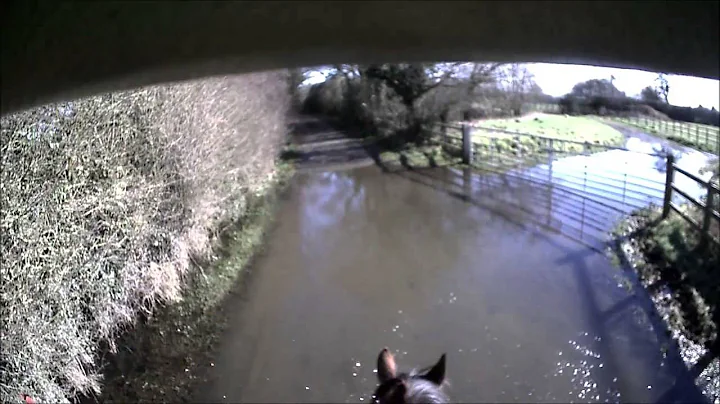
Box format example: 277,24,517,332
194,163,708,404
391,166,707,403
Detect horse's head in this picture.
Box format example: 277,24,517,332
372,348,448,404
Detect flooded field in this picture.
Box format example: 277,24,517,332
194,164,705,403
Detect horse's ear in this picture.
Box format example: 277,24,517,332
377,348,397,383
421,353,446,385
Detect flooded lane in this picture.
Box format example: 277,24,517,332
196,166,704,403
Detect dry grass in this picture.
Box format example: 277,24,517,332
0,71,289,403
95,162,294,403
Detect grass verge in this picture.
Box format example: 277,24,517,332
611,207,718,347
86,163,294,403
609,205,719,401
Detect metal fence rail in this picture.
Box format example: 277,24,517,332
430,119,719,248
607,115,720,154
663,155,720,244
449,164,627,251
427,118,719,385
435,122,666,156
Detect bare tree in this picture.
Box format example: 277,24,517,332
640,85,663,103
497,64,540,116
655,73,670,103
419,63,503,121
364,63,503,134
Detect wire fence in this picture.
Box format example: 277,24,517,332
430,121,719,250
605,115,720,154
420,119,720,384
427,119,720,389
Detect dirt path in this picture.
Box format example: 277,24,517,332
286,114,377,172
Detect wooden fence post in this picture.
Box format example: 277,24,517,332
703,185,714,234
440,110,448,142
547,138,554,183
548,138,555,161
463,166,472,197
462,111,472,165
663,154,675,218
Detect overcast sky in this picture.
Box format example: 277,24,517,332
305,63,720,110
526,63,719,109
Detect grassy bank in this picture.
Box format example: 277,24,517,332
92,163,293,403
602,116,719,154
610,203,719,401
377,142,463,169
612,207,718,347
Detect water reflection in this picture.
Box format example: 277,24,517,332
552,336,621,403
468,133,715,253
195,160,704,403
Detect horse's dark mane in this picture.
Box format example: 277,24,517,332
372,349,448,404
373,373,448,404
403,370,449,404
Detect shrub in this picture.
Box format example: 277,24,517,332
302,75,409,137
302,76,347,117
559,93,720,127
0,71,289,403
640,209,719,347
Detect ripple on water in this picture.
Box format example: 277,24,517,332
552,334,621,403
697,358,720,403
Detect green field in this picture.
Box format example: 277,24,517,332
382,113,627,170
441,113,626,155
474,113,624,143
604,116,719,154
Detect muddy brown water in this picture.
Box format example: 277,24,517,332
194,165,704,403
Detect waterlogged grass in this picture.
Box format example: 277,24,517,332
94,163,294,403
